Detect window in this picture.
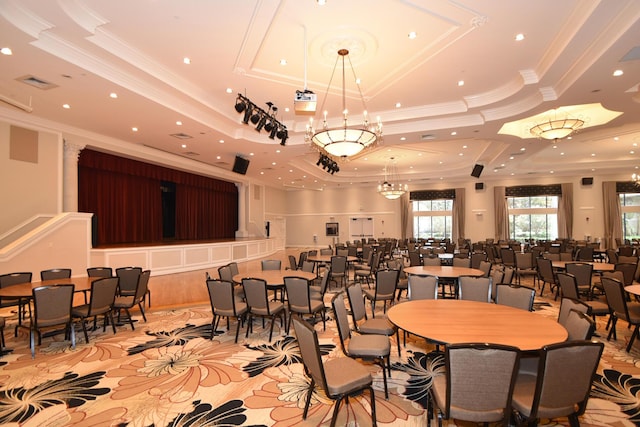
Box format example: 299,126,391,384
507,196,558,241
620,193,640,241
412,199,453,240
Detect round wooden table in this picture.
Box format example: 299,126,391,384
551,261,615,272
306,255,358,264
232,270,317,286
404,265,484,278
387,299,568,351
0,277,96,298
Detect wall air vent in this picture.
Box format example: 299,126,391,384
170,133,193,139
17,75,58,90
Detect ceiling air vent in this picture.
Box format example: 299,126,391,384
170,133,193,139
421,134,436,141
183,151,199,156
16,75,58,90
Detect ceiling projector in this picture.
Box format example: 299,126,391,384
294,90,316,115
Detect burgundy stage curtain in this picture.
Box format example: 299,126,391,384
78,149,238,245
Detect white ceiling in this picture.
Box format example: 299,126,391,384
0,0,639,190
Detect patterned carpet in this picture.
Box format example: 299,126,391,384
0,284,639,426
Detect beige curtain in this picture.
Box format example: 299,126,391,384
400,192,411,240
603,181,622,249
558,183,573,239
453,188,465,241
494,186,508,241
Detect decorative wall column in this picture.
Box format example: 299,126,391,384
63,140,85,212
235,182,249,237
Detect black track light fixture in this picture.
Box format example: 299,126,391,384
316,154,339,175
235,94,286,144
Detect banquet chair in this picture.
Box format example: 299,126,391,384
602,276,640,352
113,270,150,330
408,274,438,300
575,246,594,262
478,260,492,277
386,258,408,300
72,277,119,343
286,255,298,270
284,276,326,332
28,284,76,358
557,297,592,326
536,257,556,297
309,269,329,301
218,264,233,281
364,268,399,316
206,278,247,343
0,272,32,331
347,282,401,356
429,343,520,427
291,316,376,427
115,267,142,297
40,268,72,281
592,262,636,297
452,257,470,268
328,255,348,288
457,276,492,303
489,268,505,302
563,309,596,341
86,267,113,278
495,284,536,311
320,248,333,256
500,248,516,267
0,317,10,356
242,277,286,342
606,248,618,264
355,251,381,288
470,252,487,269
502,266,515,285
332,292,390,399
408,250,422,266
301,260,315,273
423,256,441,266
556,272,609,323
261,259,282,271
297,251,308,270
511,341,604,427
515,252,537,286
564,263,593,299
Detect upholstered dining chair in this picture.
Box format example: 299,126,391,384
72,277,119,343
40,268,71,281
355,251,381,288
291,315,377,427
261,259,282,271
286,255,298,270
328,255,348,288
0,317,10,357
284,276,326,332
514,252,537,286
218,264,234,281
206,278,247,343
429,343,520,427
364,268,399,316
28,284,76,358
556,272,609,324
0,272,32,329
115,266,142,297
309,269,329,302
602,276,640,352
511,341,604,427
86,267,113,278
113,269,150,330
422,256,441,266
242,277,286,342
457,276,492,303
407,274,438,301
347,282,401,357
564,262,593,299
489,268,505,302
332,292,391,399
557,297,591,326
536,257,556,297
495,284,536,311
563,309,596,341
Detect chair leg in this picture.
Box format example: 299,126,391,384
234,315,243,343
137,303,147,322
395,330,401,357
626,324,639,352
368,386,377,427
81,319,89,343
302,380,314,419
607,317,617,341
30,328,35,358
330,396,345,427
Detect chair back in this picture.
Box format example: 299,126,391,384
444,343,520,423
515,252,534,270
575,246,594,262
565,262,592,288
40,268,72,281
291,316,329,394
207,279,239,316
536,257,555,283
228,262,240,277
320,248,333,256
331,293,352,352
563,309,596,340
601,276,629,321
559,252,573,261
288,255,298,270
452,257,470,268
330,256,347,274
0,272,32,287
116,267,142,296
297,251,308,269
336,248,349,257
87,267,113,278
32,284,75,328
284,276,313,313
618,246,635,257
408,251,422,266
500,248,516,266
261,260,282,271
87,277,119,316
217,264,233,281
525,341,603,421
617,255,638,264
374,269,399,300
489,268,505,301
470,252,487,269
495,284,535,311
301,260,315,273
423,256,441,266
614,262,637,286
557,297,591,325
502,266,515,284
458,276,491,302
346,283,369,322
556,272,580,300
606,248,618,264
478,260,492,277
242,278,270,312
408,275,438,300
133,270,151,304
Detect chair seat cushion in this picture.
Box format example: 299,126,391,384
433,374,507,422
113,296,135,308
250,301,284,316
324,356,372,396
215,301,247,317
71,305,90,317
359,317,396,335
512,371,577,419
348,334,390,357
289,299,324,314
363,289,394,301
586,300,610,315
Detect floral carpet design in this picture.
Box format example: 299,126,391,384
0,289,638,426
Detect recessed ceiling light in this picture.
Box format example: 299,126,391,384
408,31,417,39
226,88,233,93
462,144,466,148
219,139,224,143
109,92,118,99
550,171,554,174
289,169,293,173
181,144,187,148
614,137,619,141
613,69,624,77
62,104,70,109
400,137,406,141
249,152,254,156
1,47,12,55
520,147,526,151
216,155,221,160
317,0,326,5
560,152,565,155
260,171,264,175
591,153,596,157
284,107,290,112
457,80,464,87
552,145,557,149
631,151,635,154
176,121,182,126
459,153,463,156
276,149,281,153
132,127,138,132
395,102,402,108
280,59,287,65
272,162,276,166
515,33,525,41
453,132,459,136
509,156,515,159
183,57,191,64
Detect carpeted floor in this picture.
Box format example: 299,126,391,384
0,279,639,426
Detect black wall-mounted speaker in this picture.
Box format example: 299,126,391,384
581,177,593,186
475,182,484,190
471,164,484,178
232,156,250,175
